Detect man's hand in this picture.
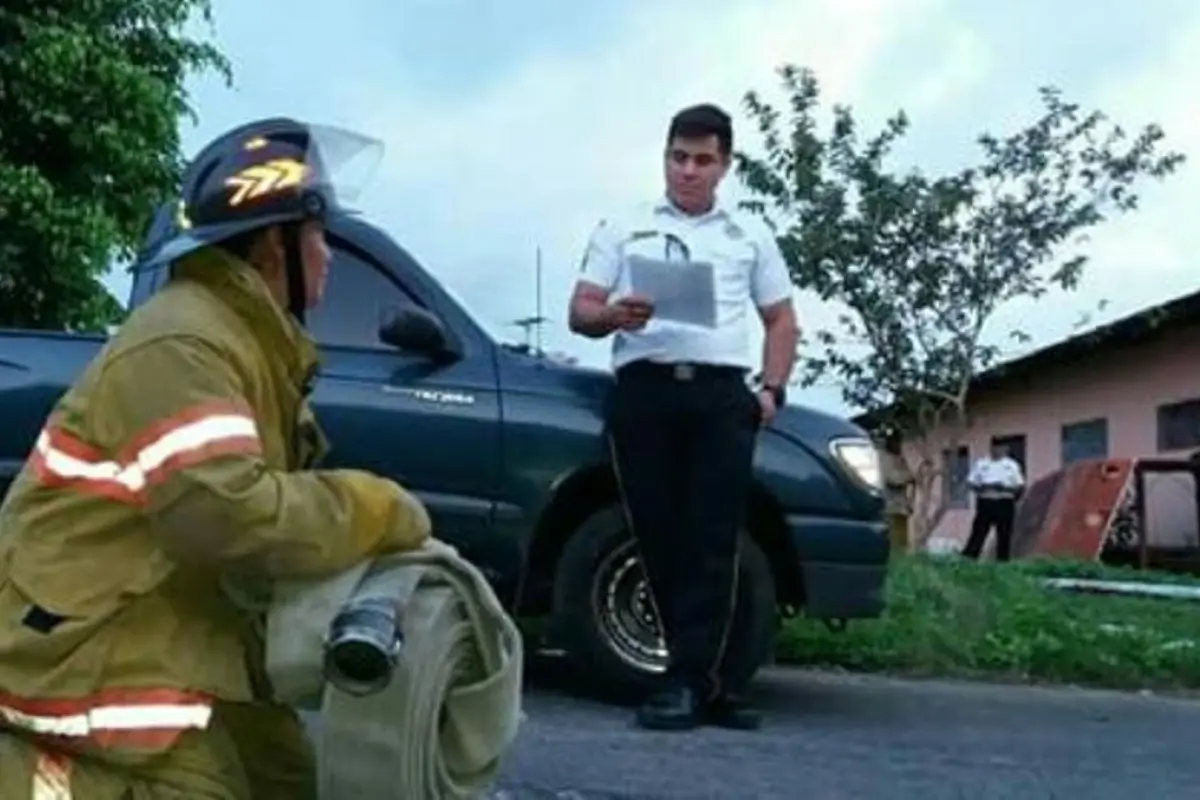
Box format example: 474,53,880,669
569,285,652,338
755,389,777,427
606,295,655,331
377,480,432,553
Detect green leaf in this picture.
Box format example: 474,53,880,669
734,64,1185,538
0,1,231,330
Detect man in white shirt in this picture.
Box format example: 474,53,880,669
567,103,798,732
961,442,1026,561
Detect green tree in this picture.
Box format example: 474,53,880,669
0,1,230,331
735,64,1184,543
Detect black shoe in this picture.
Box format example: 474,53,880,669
703,693,762,730
635,686,701,731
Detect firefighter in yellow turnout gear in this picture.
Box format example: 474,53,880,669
0,119,432,798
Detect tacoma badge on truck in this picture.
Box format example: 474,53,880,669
383,386,476,406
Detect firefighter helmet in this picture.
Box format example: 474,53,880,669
134,117,384,322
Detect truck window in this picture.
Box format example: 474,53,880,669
307,246,423,349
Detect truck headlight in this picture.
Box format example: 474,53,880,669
829,437,883,492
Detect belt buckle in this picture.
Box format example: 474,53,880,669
673,363,695,381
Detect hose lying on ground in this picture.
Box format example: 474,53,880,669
260,540,525,800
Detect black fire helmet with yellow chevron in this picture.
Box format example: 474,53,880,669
132,117,384,324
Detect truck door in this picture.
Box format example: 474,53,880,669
303,239,503,549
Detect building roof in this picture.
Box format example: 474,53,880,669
852,286,1200,428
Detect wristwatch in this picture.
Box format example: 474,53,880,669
757,380,786,407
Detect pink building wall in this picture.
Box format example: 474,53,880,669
909,321,1200,552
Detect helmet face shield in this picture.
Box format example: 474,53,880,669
301,123,385,212
132,119,385,272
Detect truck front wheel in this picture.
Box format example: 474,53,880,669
550,504,777,704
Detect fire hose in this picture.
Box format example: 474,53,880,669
260,540,524,799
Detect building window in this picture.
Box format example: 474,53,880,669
1061,418,1109,464
942,445,970,509
990,434,1027,473
1157,399,1200,452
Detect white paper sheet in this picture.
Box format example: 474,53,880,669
626,254,717,328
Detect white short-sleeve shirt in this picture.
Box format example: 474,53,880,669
968,457,1025,499
575,195,793,371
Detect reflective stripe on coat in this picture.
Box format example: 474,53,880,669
0,246,428,767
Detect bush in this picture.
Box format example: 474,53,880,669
776,555,1200,691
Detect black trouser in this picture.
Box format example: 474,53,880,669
606,360,760,697
962,497,1016,561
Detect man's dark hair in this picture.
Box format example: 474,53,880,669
667,103,733,157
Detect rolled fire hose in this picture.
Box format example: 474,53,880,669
260,541,525,799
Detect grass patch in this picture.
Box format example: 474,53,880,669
776,555,1200,691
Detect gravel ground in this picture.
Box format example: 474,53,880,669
487,664,1200,799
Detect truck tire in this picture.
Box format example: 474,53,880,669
550,504,776,704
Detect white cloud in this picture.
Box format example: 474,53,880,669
102,0,993,414
115,1,1200,419
900,24,993,116
984,8,1200,351
344,0,966,402
1084,11,1200,291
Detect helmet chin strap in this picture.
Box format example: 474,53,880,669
282,224,307,325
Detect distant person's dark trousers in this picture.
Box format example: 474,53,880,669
606,360,760,697
962,497,1016,562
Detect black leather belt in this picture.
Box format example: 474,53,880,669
617,360,747,382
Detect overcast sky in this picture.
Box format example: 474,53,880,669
102,0,1200,416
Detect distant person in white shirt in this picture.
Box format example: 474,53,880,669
961,442,1025,562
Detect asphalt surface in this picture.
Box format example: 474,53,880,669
488,664,1200,800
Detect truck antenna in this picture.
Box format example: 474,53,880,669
535,245,544,355
508,245,548,355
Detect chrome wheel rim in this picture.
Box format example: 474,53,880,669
590,539,669,674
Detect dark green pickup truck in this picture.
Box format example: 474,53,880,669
0,210,889,699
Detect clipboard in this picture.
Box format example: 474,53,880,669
626,254,717,328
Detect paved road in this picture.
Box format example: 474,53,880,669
491,665,1200,799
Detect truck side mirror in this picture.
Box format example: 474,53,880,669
378,307,459,361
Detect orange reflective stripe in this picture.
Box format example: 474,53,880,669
31,750,72,800
0,688,213,751
29,401,262,505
